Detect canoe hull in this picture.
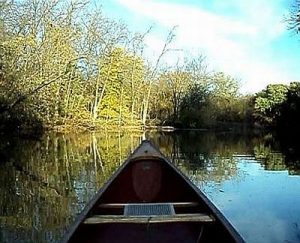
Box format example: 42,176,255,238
64,141,244,243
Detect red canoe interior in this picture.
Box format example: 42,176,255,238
66,157,243,243
100,159,200,204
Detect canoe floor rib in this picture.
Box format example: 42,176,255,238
84,213,215,224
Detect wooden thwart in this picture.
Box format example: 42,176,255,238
98,202,199,209
84,213,215,224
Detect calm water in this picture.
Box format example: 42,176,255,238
0,131,300,243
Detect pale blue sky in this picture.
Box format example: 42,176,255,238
98,0,300,93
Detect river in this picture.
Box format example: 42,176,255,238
0,130,299,243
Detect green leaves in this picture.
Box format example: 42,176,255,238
254,84,288,125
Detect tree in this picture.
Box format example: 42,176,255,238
287,0,300,34
208,72,240,123
159,70,190,122
176,55,210,127
141,27,176,127
0,0,147,130
179,83,209,128
78,10,130,122
277,82,300,131
0,0,249,133
254,84,288,126
0,0,87,127
96,47,145,125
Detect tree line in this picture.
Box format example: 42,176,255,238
252,2,300,134
0,0,250,134
0,0,299,135
254,83,300,132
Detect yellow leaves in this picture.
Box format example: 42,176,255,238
1,37,35,72
93,46,146,122
0,0,165,128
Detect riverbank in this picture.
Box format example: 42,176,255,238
0,118,261,139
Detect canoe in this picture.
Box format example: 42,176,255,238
63,140,244,243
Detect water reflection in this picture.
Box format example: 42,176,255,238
0,132,143,242
252,133,300,175
0,131,299,242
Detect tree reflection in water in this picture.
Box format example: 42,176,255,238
0,132,142,242
0,130,299,242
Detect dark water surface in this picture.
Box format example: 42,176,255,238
0,131,299,243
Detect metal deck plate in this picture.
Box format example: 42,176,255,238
124,203,175,216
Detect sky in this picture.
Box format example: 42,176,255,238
99,0,300,94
